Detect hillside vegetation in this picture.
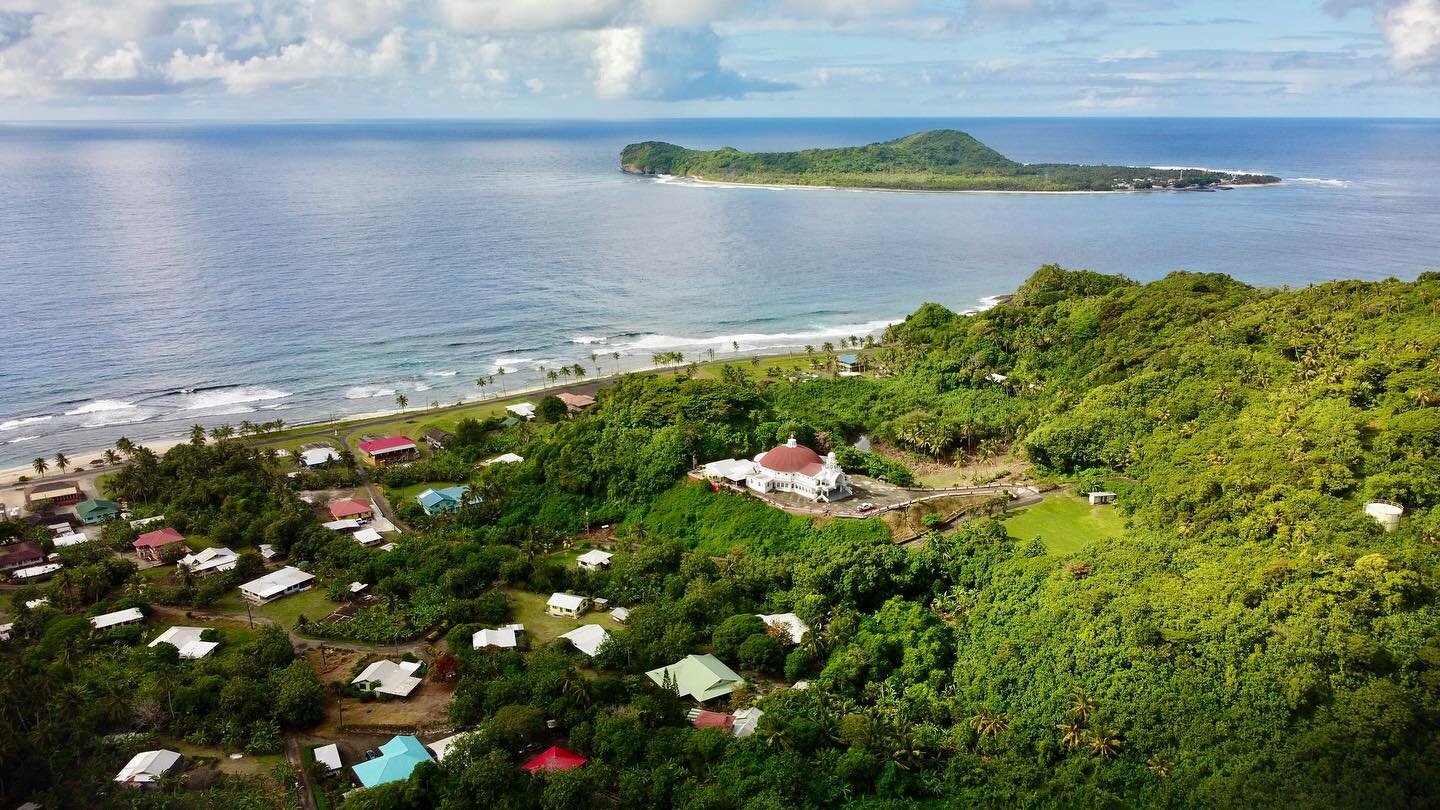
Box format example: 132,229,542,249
620,130,1281,191
4,266,1438,808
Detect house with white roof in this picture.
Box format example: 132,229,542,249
10,562,63,582
149,626,218,660
732,707,764,738
506,402,537,420
91,607,145,630
481,452,525,466
473,623,524,649
427,732,472,763
352,660,424,698
0,622,13,641
577,549,613,571
323,518,363,532
114,749,182,786
354,527,384,546
24,597,49,610
313,743,342,774
703,436,852,502
610,606,631,624
757,613,810,644
178,546,238,576
258,543,280,560
559,624,610,657
239,566,315,604
53,532,92,548
300,447,341,468
546,592,589,619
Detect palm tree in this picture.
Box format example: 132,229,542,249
210,424,234,442
1069,693,1096,722
1146,755,1172,778
572,364,586,378
102,449,120,465
547,370,558,383
707,347,716,362
590,351,599,375
1087,728,1121,758
53,452,70,473
31,457,48,476
559,366,571,380
475,377,488,397
239,419,255,438
189,424,206,446
115,436,134,456
395,393,408,412
1057,723,1086,749
971,711,1007,737
611,351,621,374
497,368,507,395
732,340,740,357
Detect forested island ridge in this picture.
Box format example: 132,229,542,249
621,129,1282,192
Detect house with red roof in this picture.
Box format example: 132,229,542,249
133,527,188,563
556,392,595,413
0,541,46,572
701,436,852,502
687,708,735,730
328,499,374,521
357,436,416,465
522,745,588,773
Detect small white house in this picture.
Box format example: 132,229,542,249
1087,491,1117,505
313,743,342,774
472,623,524,649
0,622,13,642
559,624,611,657
129,515,166,530
115,749,182,786
732,707,764,738
10,562,63,582
481,452,525,466
985,372,1009,384
609,606,631,624
427,732,472,763
546,592,590,619
757,612,810,644
178,546,238,576
352,660,424,698
258,543,280,560
323,518,363,532
300,447,341,468
239,566,315,604
53,533,92,548
91,607,145,631
506,403,537,420
353,527,384,546
577,549,613,571
149,626,218,660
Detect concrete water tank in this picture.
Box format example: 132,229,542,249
1364,500,1404,532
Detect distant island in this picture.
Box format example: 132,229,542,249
620,129,1281,192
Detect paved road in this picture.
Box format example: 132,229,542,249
284,732,317,810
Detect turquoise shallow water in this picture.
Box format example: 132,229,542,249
2,117,1437,464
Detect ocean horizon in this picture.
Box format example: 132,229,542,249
3,117,1438,466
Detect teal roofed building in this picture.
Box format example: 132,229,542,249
75,499,121,525
351,735,434,788
415,486,477,516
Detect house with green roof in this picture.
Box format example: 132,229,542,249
75,499,121,525
415,485,477,516
351,735,434,788
646,654,744,702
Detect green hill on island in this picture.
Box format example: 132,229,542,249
621,129,1280,191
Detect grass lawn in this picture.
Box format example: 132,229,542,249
383,480,461,508
214,587,340,631
544,548,585,567
1004,493,1126,556
505,588,586,644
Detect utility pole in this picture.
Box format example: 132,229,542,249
245,601,254,628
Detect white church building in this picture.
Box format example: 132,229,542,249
704,437,852,502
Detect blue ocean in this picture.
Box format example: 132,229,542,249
2,118,1438,465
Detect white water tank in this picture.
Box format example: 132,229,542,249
1364,500,1404,532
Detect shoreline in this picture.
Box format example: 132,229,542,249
0,347,863,487
642,172,1283,195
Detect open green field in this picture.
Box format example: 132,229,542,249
214,587,340,631
383,480,462,508
505,588,587,644
1004,493,1126,556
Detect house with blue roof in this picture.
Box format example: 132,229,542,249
837,353,861,373
415,485,477,516
351,735,434,789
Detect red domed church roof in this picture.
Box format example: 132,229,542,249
758,437,824,475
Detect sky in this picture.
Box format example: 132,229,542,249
0,0,1437,119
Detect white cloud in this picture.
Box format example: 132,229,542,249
591,24,791,99
313,0,410,39
165,29,410,93
1378,0,1440,70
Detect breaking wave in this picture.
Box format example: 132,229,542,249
178,385,291,411
0,415,53,432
